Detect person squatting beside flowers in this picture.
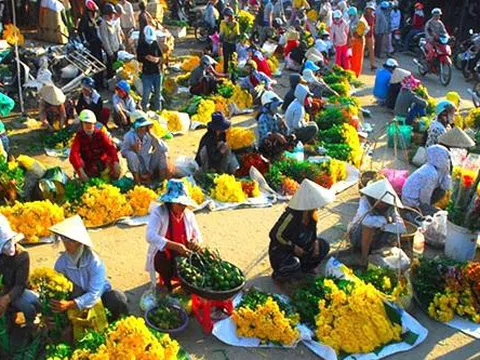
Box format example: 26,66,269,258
121,110,169,185
425,100,455,147
112,80,137,129
0,215,40,331
76,77,110,128
189,55,227,96
285,83,319,144
240,60,275,104
145,179,202,291
49,215,128,321
195,112,240,175
69,110,120,182
269,180,331,281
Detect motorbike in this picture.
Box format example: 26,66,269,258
400,17,426,54
456,29,480,81
414,35,453,86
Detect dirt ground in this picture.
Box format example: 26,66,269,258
6,35,480,359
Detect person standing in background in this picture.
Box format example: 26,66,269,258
330,10,350,70
403,2,425,53
119,0,136,40
364,2,376,70
388,0,401,55
98,3,123,79
219,7,240,74
349,6,370,77
374,1,390,59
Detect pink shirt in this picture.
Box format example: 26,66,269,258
330,19,349,46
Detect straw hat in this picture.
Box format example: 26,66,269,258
49,215,94,248
40,84,66,106
438,127,476,148
359,179,404,209
289,179,335,211
0,214,24,251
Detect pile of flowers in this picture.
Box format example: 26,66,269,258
226,127,256,150
465,107,480,129
414,85,437,116
280,177,300,196
180,55,200,72
191,99,216,124
236,152,270,177
2,24,24,46
413,258,480,323
181,178,205,205
64,184,133,228
238,10,255,34
126,186,158,216
266,56,279,74
211,94,230,116
0,200,64,243
228,85,253,110
232,288,300,346
160,110,183,132
0,156,25,202
240,179,260,198
210,174,247,203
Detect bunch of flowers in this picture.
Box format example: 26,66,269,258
228,85,253,110
226,127,255,150
175,72,191,87
280,177,300,196
266,56,279,74
180,56,200,72
328,158,347,184
160,110,183,132
342,123,363,168
126,186,157,216
211,94,230,116
2,24,24,46
413,85,437,115
240,179,261,198
232,288,300,346
236,152,270,177
210,174,247,203
163,78,177,95
182,178,205,205
465,107,480,129
191,99,216,124
0,156,25,201
65,184,133,228
310,98,325,117
238,10,255,34
0,200,64,243
217,80,235,99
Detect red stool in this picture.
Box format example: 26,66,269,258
191,294,233,334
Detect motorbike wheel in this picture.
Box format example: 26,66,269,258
440,63,452,86
462,61,474,81
195,24,209,43
453,51,464,70
473,82,480,108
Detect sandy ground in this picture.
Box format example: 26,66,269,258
6,35,480,359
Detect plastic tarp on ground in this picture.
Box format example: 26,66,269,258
444,317,480,339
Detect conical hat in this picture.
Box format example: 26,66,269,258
49,215,94,248
360,179,404,208
289,179,335,211
438,127,476,148
40,84,66,106
390,68,411,84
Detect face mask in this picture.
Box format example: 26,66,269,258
2,240,15,256
84,129,94,136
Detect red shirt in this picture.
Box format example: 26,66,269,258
365,13,375,38
412,14,425,30
253,55,272,77
166,212,188,246
69,129,119,176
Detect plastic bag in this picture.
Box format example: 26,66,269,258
369,247,411,271
175,156,199,177
412,147,427,167
139,287,159,312
0,93,14,117
68,300,108,342
418,210,448,248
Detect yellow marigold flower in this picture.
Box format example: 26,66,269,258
126,186,157,216
210,174,246,203
180,56,200,72
226,127,255,150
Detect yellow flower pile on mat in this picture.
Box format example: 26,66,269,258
315,279,402,354
211,95,230,116
65,185,133,228
0,201,65,243
342,123,363,168
328,159,347,184
160,110,183,132
180,56,200,72
228,85,253,110
226,127,255,150
191,99,216,124
126,186,157,216
30,267,73,300
267,56,279,74
71,316,180,360
428,291,459,323
232,297,300,346
210,174,246,203
182,178,205,205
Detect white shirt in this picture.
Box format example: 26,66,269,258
349,196,388,230
120,1,136,29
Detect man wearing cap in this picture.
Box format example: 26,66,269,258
402,2,425,53
0,215,39,330
195,112,239,174
112,80,137,129
240,60,275,101
425,100,454,148
285,83,319,144
269,179,332,281
121,110,169,184
137,25,163,112
98,3,123,78
69,110,120,182
189,55,226,96
373,58,397,105
220,7,240,74
146,179,202,291
348,179,406,265
49,216,128,321
76,77,110,127
39,84,67,131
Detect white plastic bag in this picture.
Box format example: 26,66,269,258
369,247,411,271
412,147,427,167
419,210,448,248
174,156,199,177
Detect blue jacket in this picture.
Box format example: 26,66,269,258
373,68,392,101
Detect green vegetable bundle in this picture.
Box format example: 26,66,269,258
42,127,75,149
265,159,328,189
239,288,298,318
64,177,106,203
217,83,234,98
315,107,346,130
324,143,352,162
355,266,398,296
317,124,345,144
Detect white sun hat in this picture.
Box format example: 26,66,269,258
49,215,94,248
0,214,24,251
289,179,335,211
360,179,404,208
39,84,66,106
438,127,476,148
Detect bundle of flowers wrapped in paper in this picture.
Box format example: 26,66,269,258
191,99,216,124
293,275,403,354
64,184,133,228
412,258,480,323
210,174,247,203
0,200,64,243
180,55,200,72
159,110,183,132
226,127,256,150
126,186,158,216
232,288,300,346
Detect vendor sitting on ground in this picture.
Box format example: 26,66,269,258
69,110,120,182
438,127,476,150
373,58,397,105
195,112,239,174
146,179,202,291
386,67,411,110
402,144,451,217
257,91,294,160
302,60,338,98
76,77,110,127
282,74,305,112
348,179,406,265
39,84,67,131
240,60,275,102
393,75,427,125
189,55,226,96
425,100,454,147
269,179,331,281
285,83,319,144
0,215,39,333
112,80,137,129
121,110,169,185
49,216,128,321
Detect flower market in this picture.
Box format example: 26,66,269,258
1,0,480,359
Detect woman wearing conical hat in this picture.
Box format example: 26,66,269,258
268,180,332,282
39,84,67,132
348,179,406,266
48,216,128,321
